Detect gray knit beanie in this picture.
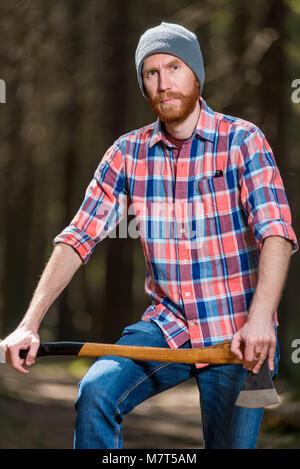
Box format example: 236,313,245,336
135,22,205,97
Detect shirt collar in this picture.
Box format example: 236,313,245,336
194,97,216,143
149,97,216,148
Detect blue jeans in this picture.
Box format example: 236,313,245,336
74,320,279,449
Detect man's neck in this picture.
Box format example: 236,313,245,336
164,99,201,140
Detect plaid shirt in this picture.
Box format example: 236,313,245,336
53,97,298,367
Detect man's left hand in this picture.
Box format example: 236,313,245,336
230,316,276,374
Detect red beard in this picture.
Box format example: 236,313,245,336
149,79,200,124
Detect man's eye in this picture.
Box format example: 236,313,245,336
172,65,179,71
148,71,157,77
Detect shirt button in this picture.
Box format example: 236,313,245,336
185,291,191,297
190,321,197,326
182,259,188,264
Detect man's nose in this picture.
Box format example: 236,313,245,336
158,71,171,92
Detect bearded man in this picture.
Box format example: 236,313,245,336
1,22,298,449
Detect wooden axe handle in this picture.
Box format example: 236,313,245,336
20,340,242,365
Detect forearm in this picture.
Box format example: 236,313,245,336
231,235,292,371
248,235,292,320
19,243,83,332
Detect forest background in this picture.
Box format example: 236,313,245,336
0,0,300,449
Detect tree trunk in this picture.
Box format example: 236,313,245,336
257,0,295,380
55,0,85,341
100,0,134,343
2,10,37,335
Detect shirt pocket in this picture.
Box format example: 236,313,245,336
198,175,231,218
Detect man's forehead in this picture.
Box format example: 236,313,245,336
143,53,184,68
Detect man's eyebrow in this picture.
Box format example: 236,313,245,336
142,66,158,75
142,58,182,75
167,58,182,66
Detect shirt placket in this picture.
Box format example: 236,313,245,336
173,141,200,343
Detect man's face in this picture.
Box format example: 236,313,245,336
142,53,200,124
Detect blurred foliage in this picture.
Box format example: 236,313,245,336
0,0,299,385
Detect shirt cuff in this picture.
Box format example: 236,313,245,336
52,226,96,264
253,219,298,254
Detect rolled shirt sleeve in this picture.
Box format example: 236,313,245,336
52,142,129,263
237,128,298,254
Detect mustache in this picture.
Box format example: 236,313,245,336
151,91,186,105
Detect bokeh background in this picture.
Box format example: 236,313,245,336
0,0,299,449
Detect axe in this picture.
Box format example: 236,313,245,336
0,340,279,408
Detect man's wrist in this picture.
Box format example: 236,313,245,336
247,291,277,321
18,315,41,334
247,307,275,322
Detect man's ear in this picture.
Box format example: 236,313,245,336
144,88,150,101
141,64,150,100
142,81,150,101
194,76,200,94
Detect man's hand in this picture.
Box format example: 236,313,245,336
230,236,292,374
0,326,40,374
230,316,276,374
0,243,82,374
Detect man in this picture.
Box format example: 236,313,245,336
1,22,298,449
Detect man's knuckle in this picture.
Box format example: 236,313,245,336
262,335,270,343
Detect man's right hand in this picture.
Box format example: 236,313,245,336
0,244,82,374
0,326,40,374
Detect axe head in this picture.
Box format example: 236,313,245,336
235,359,280,408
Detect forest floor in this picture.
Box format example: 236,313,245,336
0,357,300,450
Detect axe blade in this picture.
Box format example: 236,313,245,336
235,359,280,408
